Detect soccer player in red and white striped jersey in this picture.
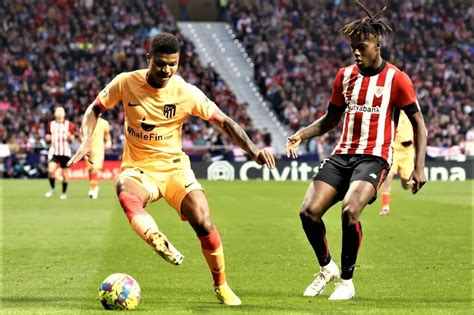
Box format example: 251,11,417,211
286,1,427,301
44,106,75,199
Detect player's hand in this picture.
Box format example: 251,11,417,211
286,133,302,159
254,149,276,169
67,141,92,167
408,168,427,194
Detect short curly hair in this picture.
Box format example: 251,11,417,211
150,33,180,55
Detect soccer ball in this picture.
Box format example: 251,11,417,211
98,273,141,310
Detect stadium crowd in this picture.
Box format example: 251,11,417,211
228,0,473,157
1,0,472,177
1,0,269,177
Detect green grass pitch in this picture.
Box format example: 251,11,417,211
1,179,472,314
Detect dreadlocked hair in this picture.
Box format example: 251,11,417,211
339,0,392,40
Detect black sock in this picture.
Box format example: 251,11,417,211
341,221,363,280
49,177,55,189
300,212,332,266
62,181,68,193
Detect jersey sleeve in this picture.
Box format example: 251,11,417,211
329,68,345,108
186,83,219,121
95,73,125,111
392,71,417,109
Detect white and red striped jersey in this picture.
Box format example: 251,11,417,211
329,62,417,164
47,120,75,157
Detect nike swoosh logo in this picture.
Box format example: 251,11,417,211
213,266,223,273
184,182,194,188
128,102,142,107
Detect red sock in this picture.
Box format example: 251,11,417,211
118,191,158,242
89,171,98,189
198,229,226,286
381,192,391,210
119,191,146,222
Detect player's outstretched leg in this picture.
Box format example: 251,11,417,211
119,191,184,265
198,229,241,306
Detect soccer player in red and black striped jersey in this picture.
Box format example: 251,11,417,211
286,1,427,300
44,106,75,199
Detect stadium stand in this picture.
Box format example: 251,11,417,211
227,0,473,159
1,0,472,177
0,0,269,177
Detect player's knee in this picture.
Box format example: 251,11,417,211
341,205,359,225
299,208,322,222
116,178,132,196
116,178,127,194
118,191,146,221
186,206,213,235
197,221,214,236
116,179,149,206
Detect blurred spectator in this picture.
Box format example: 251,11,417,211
216,0,230,22
179,0,190,21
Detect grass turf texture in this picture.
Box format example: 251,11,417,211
1,179,472,314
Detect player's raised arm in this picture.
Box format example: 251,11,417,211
67,102,103,167
210,110,275,169
286,105,344,159
406,110,427,194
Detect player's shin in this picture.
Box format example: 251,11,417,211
198,228,226,286
381,192,390,210
62,181,68,193
48,176,55,189
118,191,159,241
300,212,332,266
118,191,184,265
341,218,363,280
89,170,98,190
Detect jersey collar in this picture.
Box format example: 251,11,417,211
357,60,386,77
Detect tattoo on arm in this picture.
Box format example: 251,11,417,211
221,118,258,158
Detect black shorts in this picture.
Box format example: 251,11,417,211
50,155,70,168
312,154,389,204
